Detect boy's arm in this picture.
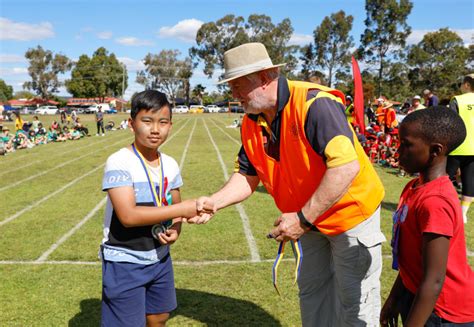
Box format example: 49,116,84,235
380,273,404,327
404,233,449,326
107,186,198,227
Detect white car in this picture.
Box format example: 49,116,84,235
34,106,59,115
172,105,189,113
206,105,220,113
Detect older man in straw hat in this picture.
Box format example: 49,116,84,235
188,42,385,326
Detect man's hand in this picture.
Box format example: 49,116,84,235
186,196,216,224
268,212,307,242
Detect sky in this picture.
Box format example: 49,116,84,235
1,0,473,100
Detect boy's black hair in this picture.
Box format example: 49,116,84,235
401,106,466,153
130,90,171,120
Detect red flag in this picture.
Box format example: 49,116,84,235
351,56,365,134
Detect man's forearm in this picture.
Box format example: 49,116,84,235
302,160,359,222
211,172,259,210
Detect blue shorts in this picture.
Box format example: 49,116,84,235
101,255,177,327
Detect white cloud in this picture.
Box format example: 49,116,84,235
118,57,145,72
123,82,146,101
289,33,313,46
407,28,474,45
0,17,54,41
115,37,154,46
0,67,28,75
158,18,203,43
97,31,113,39
0,54,26,63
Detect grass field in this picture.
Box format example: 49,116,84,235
1,113,472,326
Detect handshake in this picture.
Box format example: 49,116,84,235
181,196,217,224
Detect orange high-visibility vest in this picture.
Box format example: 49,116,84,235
241,80,385,235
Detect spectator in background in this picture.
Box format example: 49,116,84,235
96,105,105,136
345,95,355,125
119,119,128,130
71,109,78,124
407,95,425,114
51,120,59,131
383,101,398,132
14,112,24,132
423,89,439,107
32,116,41,133
375,97,386,130
447,73,474,223
60,110,67,125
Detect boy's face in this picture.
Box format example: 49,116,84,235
398,122,431,174
129,106,172,150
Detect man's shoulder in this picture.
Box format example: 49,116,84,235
160,152,180,170
106,148,133,168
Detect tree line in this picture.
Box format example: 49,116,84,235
1,0,472,105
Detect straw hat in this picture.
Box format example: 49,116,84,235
382,101,393,109
217,43,286,84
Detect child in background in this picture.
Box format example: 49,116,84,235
100,90,213,326
380,107,474,326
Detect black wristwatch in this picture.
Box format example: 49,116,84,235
297,211,317,231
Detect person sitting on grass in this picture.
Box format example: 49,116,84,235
380,107,474,326
70,127,82,140
100,89,213,327
0,126,14,155
46,127,57,143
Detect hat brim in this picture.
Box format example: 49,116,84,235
216,63,286,85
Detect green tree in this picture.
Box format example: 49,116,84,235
13,90,35,99
136,50,193,106
407,28,469,99
299,44,318,80
191,84,206,105
313,10,354,87
66,47,127,100
359,0,413,95
190,14,298,81
0,79,14,102
23,45,72,99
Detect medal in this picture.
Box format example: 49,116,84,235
131,143,171,240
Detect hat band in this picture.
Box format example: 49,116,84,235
224,58,274,79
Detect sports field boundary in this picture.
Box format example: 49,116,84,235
203,118,261,262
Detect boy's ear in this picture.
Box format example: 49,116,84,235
430,143,445,157
128,118,134,132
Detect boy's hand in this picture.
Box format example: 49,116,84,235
186,196,216,224
380,296,399,327
157,226,179,245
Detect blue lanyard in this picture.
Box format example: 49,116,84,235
131,143,164,207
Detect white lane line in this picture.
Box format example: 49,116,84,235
202,119,261,262
0,131,127,176
0,162,106,227
210,118,241,145
0,258,290,266
0,134,132,192
179,119,197,170
1,250,473,266
28,119,191,259
36,197,107,262
0,137,132,227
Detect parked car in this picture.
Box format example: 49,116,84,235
172,105,188,113
218,107,228,113
230,105,244,113
105,108,117,114
189,105,205,114
34,106,59,115
205,105,220,113
84,103,110,114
